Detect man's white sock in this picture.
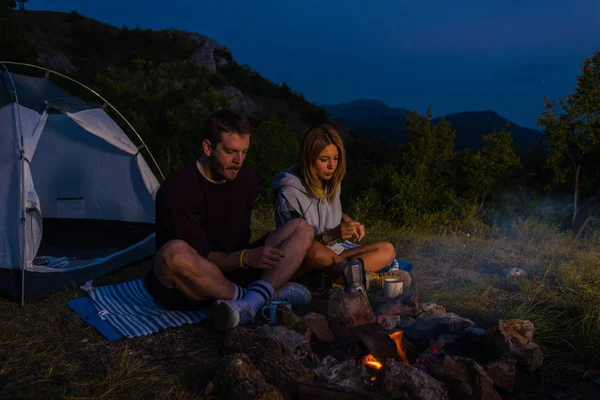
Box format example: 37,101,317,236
232,283,246,300
243,280,275,312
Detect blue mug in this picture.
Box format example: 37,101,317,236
261,300,292,323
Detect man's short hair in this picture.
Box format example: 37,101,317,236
203,109,251,147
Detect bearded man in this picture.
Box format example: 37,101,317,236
144,109,314,330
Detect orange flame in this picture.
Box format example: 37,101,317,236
362,354,383,370
362,330,409,379
389,331,409,364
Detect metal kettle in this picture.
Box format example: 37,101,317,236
340,257,366,294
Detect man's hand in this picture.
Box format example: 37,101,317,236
244,246,285,269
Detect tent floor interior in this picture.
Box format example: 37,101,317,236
36,218,155,260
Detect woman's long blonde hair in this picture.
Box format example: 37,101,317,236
300,123,347,203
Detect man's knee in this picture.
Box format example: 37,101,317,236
157,239,197,271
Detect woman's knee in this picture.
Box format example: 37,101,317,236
286,218,315,244
379,241,397,262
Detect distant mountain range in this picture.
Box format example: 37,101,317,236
321,99,544,152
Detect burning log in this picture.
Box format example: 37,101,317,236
256,353,316,394
213,353,285,400
351,323,404,365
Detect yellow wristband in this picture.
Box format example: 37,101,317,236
239,249,248,269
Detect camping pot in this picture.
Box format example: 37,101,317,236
341,258,366,294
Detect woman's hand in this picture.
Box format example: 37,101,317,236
333,221,365,242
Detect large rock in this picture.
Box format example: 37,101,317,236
216,85,261,116
377,359,449,400
276,305,311,340
404,311,475,341
433,355,501,400
484,320,543,372
483,359,517,392
327,288,376,339
303,313,335,343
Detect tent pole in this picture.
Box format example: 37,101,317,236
0,61,165,181
0,61,27,307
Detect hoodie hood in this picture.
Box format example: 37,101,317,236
272,165,342,234
272,165,312,196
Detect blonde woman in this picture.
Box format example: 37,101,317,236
273,123,412,290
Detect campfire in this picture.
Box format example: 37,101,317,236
361,330,408,373
207,287,544,400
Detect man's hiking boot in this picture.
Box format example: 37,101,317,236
212,299,254,331
270,282,312,307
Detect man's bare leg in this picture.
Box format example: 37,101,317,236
153,239,237,301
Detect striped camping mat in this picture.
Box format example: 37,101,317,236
82,279,209,339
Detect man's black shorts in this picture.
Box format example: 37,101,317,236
144,234,268,311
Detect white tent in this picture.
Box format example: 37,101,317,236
0,62,164,305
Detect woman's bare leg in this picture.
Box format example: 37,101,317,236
294,240,397,280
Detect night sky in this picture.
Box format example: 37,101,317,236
28,0,600,128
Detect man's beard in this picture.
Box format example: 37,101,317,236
209,156,240,181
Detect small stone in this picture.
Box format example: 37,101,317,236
421,302,447,315
465,327,485,336
379,315,401,331
81,338,88,343
319,356,339,366
501,268,528,279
